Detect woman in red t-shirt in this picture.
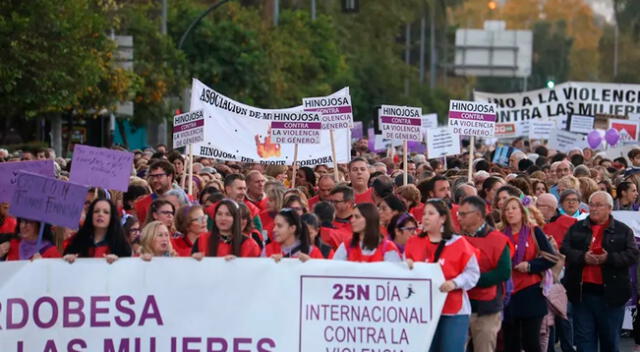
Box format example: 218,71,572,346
192,199,260,259
64,199,132,263
263,208,323,261
139,221,177,260
332,203,401,262
173,205,207,257
5,218,61,260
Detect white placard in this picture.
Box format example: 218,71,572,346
0,258,446,352
426,127,461,159
529,120,556,139
448,100,497,137
379,105,423,142
270,112,322,144
172,110,205,148
303,92,354,130
421,114,438,130
568,115,595,134
548,129,587,153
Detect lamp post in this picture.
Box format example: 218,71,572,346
178,0,232,50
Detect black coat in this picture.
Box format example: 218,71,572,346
561,216,639,307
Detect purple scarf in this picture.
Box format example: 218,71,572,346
503,225,531,267
19,239,50,260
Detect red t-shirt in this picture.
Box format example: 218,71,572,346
195,233,260,258
582,221,608,285
409,204,425,224
259,210,276,242
319,227,343,250
171,234,200,257
6,239,62,260
354,188,374,204
133,194,154,225
0,216,17,234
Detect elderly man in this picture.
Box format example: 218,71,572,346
308,175,336,211
458,196,511,352
562,191,639,352
550,160,573,199
538,193,577,248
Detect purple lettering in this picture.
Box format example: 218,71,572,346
90,296,110,327
34,297,58,328
68,339,87,352
7,298,28,329
139,295,163,326
63,297,85,328
115,296,135,327
43,339,58,352
206,337,228,352
17,341,23,352
103,338,129,352
256,338,276,352
233,338,251,352
182,337,201,352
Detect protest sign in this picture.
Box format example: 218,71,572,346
529,120,556,140
548,129,587,153
0,160,55,203
613,211,640,238
69,145,134,192
609,119,640,145
270,112,322,144
426,127,461,159
568,115,595,134
303,92,353,130
189,79,350,167
448,100,497,138
494,123,518,139
172,110,205,148
0,258,447,352
9,171,88,229
351,121,363,140
421,114,438,130
474,81,640,123
379,105,423,142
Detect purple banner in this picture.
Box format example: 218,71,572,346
351,121,364,140
380,116,422,126
271,122,322,129
173,119,204,133
408,140,427,154
69,144,134,192
0,160,55,203
448,111,496,122
305,106,353,114
9,171,88,229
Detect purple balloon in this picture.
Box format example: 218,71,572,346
587,130,602,149
605,128,620,146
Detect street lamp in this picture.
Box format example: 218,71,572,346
178,0,232,50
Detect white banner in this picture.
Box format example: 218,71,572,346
613,211,640,238
426,127,461,159
189,79,351,166
548,129,587,153
474,81,640,123
0,258,446,352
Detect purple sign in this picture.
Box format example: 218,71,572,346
69,144,134,192
0,160,55,203
9,171,88,229
407,140,426,154
351,121,364,140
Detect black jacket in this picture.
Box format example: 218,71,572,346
561,216,639,307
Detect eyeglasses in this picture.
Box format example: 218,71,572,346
563,198,579,204
400,226,417,232
148,173,167,179
589,203,609,209
457,210,478,217
190,215,207,223
330,199,346,204
158,210,174,216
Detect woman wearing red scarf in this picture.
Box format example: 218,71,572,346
499,197,555,352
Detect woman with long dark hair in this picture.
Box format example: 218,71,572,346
301,213,334,259
192,199,260,259
332,203,401,262
405,199,479,352
377,194,407,238
4,218,60,260
64,198,131,263
264,208,323,261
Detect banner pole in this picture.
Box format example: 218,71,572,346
188,144,194,197
180,153,186,190
291,143,299,188
403,140,408,185
330,129,339,182
468,136,475,183
443,155,447,170
36,221,45,249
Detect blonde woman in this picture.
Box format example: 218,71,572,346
139,221,176,260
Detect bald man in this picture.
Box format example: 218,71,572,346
537,193,577,248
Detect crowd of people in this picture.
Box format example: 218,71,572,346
1,136,640,352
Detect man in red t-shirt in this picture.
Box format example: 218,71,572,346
224,174,262,232
245,170,268,211
329,185,355,242
308,175,336,211
537,193,577,249
348,157,374,204
134,160,175,224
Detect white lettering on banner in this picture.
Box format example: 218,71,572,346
189,79,351,166
0,259,446,352
474,81,640,122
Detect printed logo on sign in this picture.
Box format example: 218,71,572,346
298,275,434,352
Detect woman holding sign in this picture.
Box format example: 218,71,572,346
405,199,479,352
4,219,61,260
63,199,132,263
192,199,260,259
263,208,323,261
332,203,401,262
